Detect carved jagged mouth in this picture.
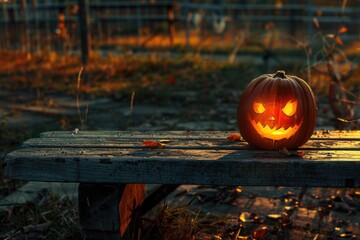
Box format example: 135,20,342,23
250,120,301,141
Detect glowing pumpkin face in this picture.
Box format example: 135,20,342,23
237,70,317,150
251,100,300,141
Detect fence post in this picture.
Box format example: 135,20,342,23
184,0,190,51
21,0,31,59
1,2,9,49
167,3,177,46
137,2,142,47
307,0,314,39
78,0,91,66
44,0,51,50
32,0,41,54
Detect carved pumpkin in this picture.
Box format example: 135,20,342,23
237,70,317,150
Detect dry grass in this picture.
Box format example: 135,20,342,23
0,193,84,240
142,200,232,240
0,49,252,97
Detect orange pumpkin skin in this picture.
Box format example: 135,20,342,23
237,70,317,150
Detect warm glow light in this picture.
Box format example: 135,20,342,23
250,120,301,140
250,100,300,140
282,100,297,116
253,102,266,114
237,70,317,149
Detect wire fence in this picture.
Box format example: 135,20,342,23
0,0,359,59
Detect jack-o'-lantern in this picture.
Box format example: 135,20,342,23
237,70,317,150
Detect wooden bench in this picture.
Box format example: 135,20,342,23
4,130,360,239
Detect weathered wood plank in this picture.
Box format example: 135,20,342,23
39,130,360,140
78,183,145,240
78,184,121,237
5,130,360,187
39,130,230,139
5,130,360,240
6,147,360,161
4,147,360,187
23,136,249,149
22,137,360,150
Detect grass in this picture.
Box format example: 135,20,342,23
0,49,254,95
0,193,84,240
142,202,231,240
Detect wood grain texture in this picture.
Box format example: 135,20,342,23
4,130,360,187
39,130,360,139
78,183,145,240
22,138,360,150
78,184,122,239
119,184,145,238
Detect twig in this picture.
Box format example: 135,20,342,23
77,66,84,89
76,66,88,129
128,91,136,127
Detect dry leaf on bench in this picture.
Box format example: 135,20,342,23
227,133,241,142
142,140,166,148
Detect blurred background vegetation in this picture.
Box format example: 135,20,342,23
0,0,359,97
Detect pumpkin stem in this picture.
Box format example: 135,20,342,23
274,70,286,78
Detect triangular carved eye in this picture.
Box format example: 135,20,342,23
282,100,297,116
253,102,266,114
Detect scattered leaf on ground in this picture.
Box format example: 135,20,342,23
167,76,176,84
252,226,268,239
267,213,282,220
239,212,263,223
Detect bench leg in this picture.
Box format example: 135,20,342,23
78,183,145,240
140,184,180,215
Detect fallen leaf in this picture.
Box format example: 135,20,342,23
142,140,166,148
297,150,305,157
239,211,253,222
313,17,320,28
267,213,282,220
252,226,268,239
142,140,158,147
227,133,241,142
334,35,344,45
338,26,348,34
239,211,262,223
167,76,175,84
